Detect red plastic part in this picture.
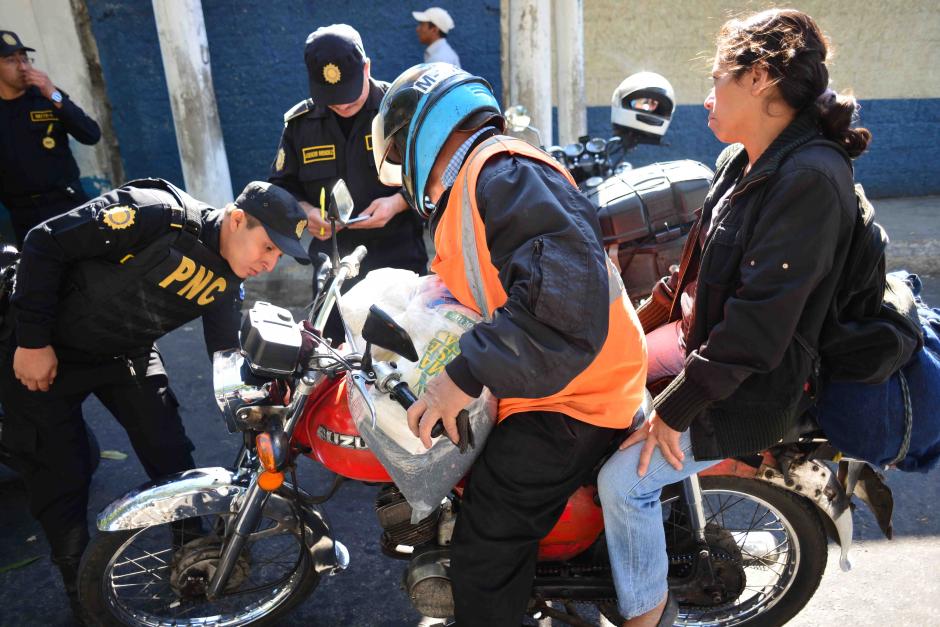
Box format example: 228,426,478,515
536,485,605,561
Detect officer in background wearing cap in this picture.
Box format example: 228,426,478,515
0,178,306,622
269,24,427,343
413,7,461,68
0,30,101,247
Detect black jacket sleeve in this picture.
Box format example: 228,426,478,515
201,284,244,359
655,168,846,431
12,201,169,348
444,154,610,399
56,92,101,145
268,126,305,201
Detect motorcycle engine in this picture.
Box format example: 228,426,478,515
375,486,456,619
374,485,445,558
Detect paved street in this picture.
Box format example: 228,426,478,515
1,281,938,626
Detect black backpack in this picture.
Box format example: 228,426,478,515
800,183,924,385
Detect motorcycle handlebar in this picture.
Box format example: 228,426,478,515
340,245,368,277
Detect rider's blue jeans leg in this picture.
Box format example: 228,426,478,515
597,429,718,619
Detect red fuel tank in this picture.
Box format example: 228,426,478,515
293,376,392,483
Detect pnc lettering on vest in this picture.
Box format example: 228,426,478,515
158,256,227,305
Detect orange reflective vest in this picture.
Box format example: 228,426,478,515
431,136,647,428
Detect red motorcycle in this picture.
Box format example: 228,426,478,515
78,185,893,627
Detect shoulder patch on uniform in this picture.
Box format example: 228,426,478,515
284,99,315,124
101,205,137,230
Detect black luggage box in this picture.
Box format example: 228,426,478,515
589,160,713,246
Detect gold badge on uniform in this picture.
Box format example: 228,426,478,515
275,147,286,172
2,34,16,46
295,219,306,238
323,63,341,85
364,134,373,151
42,137,56,149
102,205,136,230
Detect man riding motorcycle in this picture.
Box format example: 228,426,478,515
371,62,648,626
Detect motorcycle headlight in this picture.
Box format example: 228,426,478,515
213,349,278,433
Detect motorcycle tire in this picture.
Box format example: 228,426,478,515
78,504,321,626
647,475,828,627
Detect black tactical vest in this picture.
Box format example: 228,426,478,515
52,180,240,356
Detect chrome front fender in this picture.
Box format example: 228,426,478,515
97,467,244,531
95,467,347,574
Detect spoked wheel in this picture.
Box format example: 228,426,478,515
78,506,320,626
662,476,828,627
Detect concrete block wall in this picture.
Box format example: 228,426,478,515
579,1,940,197
83,0,501,195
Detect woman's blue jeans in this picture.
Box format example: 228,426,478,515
597,321,718,619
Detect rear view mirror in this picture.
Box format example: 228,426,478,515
328,179,355,224
503,105,531,133
362,305,419,362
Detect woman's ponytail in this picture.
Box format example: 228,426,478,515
815,89,872,158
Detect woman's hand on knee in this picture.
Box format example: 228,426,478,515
619,410,685,476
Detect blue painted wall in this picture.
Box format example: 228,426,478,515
84,0,501,196
581,99,940,198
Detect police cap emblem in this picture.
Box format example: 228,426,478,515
323,63,341,85
102,205,136,230
295,219,306,238
2,33,17,46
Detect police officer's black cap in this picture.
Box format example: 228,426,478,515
0,31,35,57
235,182,309,260
304,24,366,106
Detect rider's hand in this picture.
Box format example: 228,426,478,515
619,409,685,476
407,371,473,449
13,345,59,392
23,68,56,100
347,193,407,230
300,200,341,241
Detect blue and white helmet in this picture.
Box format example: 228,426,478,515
372,63,504,219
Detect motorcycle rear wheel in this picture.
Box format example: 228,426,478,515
659,476,828,627
78,505,320,626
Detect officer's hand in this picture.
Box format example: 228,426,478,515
13,346,59,392
347,193,408,230
23,68,56,100
300,200,341,241
406,371,474,449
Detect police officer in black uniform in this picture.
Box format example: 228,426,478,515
269,24,427,341
0,178,307,622
0,30,101,246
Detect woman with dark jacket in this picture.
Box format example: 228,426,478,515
597,9,872,626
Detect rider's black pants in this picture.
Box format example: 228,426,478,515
0,344,195,567
450,410,620,627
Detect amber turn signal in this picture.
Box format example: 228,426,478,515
256,433,277,471
258,469,284,491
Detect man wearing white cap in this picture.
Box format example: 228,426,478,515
413,7,461,68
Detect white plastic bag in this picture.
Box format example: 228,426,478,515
341,269,496,521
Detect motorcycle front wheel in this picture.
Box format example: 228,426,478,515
659,475,828,627
78,499,320,626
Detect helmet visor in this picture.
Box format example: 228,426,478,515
371,113,403,187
